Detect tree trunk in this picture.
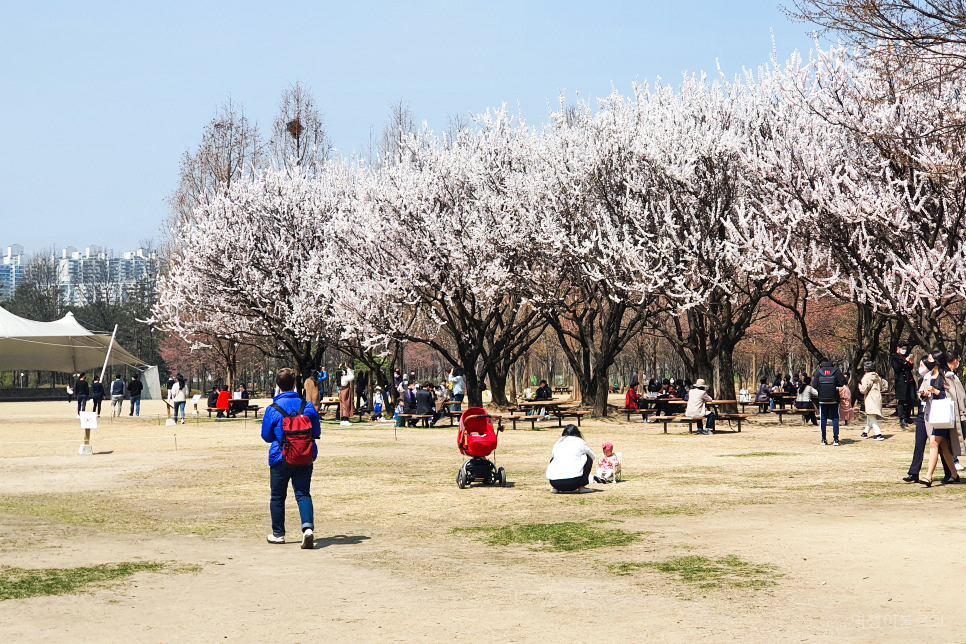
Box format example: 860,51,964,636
464,368,483,408
717,348,738,414
592,368,611,418
486,364,512,407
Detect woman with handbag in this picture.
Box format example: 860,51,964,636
919,351,962,487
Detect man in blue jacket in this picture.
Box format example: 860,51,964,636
261,367,321,549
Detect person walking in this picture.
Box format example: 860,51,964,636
110,374,125,417
546,425,596,493
355,369,369,411
319,367,329,397
892,341,916,428
261,367,321,548
447,368,466,412
127,375,143,416
919,351,962,487
90,376,105,416
339,362,354,426
73,372,90,416
903,353,956,483
686,379,715,435
946,350,966,472
304,371,322,408
169,373,187,424
813,358,846,446
858,361,887,440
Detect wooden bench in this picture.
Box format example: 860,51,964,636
552,409,590,427
397,413,435,427
773,408,813,425
739,402,770,414
617,407,653,422
504,414,545,430
715,413,750,432
206,405,260,418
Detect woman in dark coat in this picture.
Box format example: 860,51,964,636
892,341,916,428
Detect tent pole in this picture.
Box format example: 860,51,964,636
100,325,118,382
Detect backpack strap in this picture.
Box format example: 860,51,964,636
297,400,307,416
270,403,292,418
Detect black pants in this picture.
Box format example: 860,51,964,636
91,397,103,415
550,455,593,492
907,412,953,478
897,399,912,424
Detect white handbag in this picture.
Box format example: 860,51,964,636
927,397,956,429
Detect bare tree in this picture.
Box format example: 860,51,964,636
380,98,418,166
269,82,332,173
168,98,263,229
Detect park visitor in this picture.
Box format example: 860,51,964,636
447,368,466,411
415,381,438,426
686,379,715,435
355,369,369,411
339,362,354,426
90,376,104,416
795,376,819,427
546,425,595,493
110,374,125,417
393,398,405,427
371,386,385,421
128,375,143,416
73,373,90,416
625,382,646,421
304,371,321,408
215,385,232,418
946,350,966,472
838,373,854,425
918,351,961,487
261,367,321,549
594,442,620,484
755,377,770,413
169,373,187,424
814,358,846,445
903,353,955,483
240,383,250,400
319,368,329,397
892,341,916,428
858,361,887,440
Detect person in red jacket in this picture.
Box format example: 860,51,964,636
625,383,646,421
216,385,233,418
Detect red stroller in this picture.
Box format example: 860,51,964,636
456,407,506,488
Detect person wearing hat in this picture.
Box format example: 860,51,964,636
371,385,385,422
685,379,715,435
594,442,620,483
892,341,916,428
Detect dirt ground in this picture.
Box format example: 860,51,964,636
1,397,964,643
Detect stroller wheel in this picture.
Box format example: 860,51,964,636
456,468,467,489
497,467,506,487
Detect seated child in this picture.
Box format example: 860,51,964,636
594,442,620,484
394,398,405,427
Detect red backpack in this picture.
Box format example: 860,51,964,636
270,400,316,465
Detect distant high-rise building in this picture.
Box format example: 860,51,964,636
0,244,164,306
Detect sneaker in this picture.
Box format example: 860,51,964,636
301,529,314,550
873,435,885,441
267,534,284,544
340,420,351,426
551,489,561,494
833,440,841,446
821,439,828,445
180,419,185,424
860,432,868,439
956,460,965,472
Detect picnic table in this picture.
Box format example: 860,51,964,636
768,393,797,409
206,399,260,418
552,386,572,395
649,400,747,434
512,399,589,427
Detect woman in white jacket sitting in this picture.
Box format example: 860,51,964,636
546,425,595,493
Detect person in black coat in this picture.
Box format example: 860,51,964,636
73,373,90,415
90,377,105,416
414,383,438,427
892,341,916,428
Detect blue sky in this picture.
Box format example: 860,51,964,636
0,1,819,253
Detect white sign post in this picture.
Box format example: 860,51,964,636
78,412,97,455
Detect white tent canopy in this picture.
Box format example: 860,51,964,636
0,305,145,373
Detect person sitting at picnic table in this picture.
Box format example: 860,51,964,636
625,382,647,421
535,380,552,400
415,381,439,426
240,383,250,400
647,380,672,422
216,385,233,418
686,379,715,435
755,377,771,412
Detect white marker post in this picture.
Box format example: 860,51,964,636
78,411,97,455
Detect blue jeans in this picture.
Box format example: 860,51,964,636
697,412,715,432
819,403,839,441
173,401,185,420
453,393,464,412
270,462,314,536
129,395,140,416
76,395,88,413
